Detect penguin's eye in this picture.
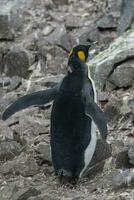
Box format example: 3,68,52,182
77,51,86,61
69,49,73,57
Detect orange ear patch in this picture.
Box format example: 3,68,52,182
77,51,86,61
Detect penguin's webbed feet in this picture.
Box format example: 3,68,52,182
57,169,78,186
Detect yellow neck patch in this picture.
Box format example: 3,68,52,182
77,51,86,61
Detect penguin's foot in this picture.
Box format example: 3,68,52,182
57,169,78,186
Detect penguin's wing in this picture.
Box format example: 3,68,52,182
2,83,61,121
82,83,108,140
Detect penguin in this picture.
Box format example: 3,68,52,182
50,45,107,184
2,44,107,184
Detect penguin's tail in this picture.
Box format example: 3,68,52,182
2,87,58,121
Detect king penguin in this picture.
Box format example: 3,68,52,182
2,44,107,185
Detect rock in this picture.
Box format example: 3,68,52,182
28,196,44,200
42,25,54,36
0,153,39,177
0,120,13,141
118,0,134,33
109,60,134,88
4,46,30,78
97,14,118,30
0,77,10,87
53,0,69,6
43,24,71,52
31,74,64,88
106,0,122,15
112,169,134,188
104,97,121,124
10,10,23,33
45,46,68,74
0,14,14,40
128,145,134,165
128,98,134,113
88,31,134,90
97,91,109,102
8,76,22,91
74,24,99,44
9,188,40,200
115,150,132,169
65,15,83,29
35,141,51,164
14,115,50,142
0,141,22,161
0,92,18,115
98,30,117,49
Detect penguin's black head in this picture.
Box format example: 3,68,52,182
68,44,91,72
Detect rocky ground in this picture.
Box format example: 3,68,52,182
0,0,134,199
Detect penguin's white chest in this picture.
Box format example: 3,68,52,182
80,77,97,177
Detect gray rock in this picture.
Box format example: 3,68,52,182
97,15,118,30
128,98,134,113
106,0,122,15
104,97,121,124
35,141,51,164
0,52,4,73
118,0,134,33
31,74,64,88
112,169,134,188
128,145,134,165
0,120,13,141
97,91,109,102
44,24,71,52
109,60,134,88
0,153,39,177
9,187,40,200
53,0,69,6
0,14,14,40
42,25,54,36
98,30,117,49
0,92,18,115
0,77,10,87
4,46,30,78
7,76,22,92
88,31,134,90
115,150,132,169
74,25,99,44
10,10,23,33
0,141,22,161
65,15,84,29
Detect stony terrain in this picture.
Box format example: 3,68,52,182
0,0,134,199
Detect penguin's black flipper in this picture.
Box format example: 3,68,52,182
2,85,59,121
82,83,108,140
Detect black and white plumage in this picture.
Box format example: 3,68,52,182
2,45,107,184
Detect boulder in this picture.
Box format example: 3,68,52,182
0,141,22,161
0,153,39,177
53,0,69,6
0,14,14,40
88,30,134,91
104,97,122,124
118,0,134,33
109,60,134,88
112,169,134,188
97,14,118,30
4,46,30,78
9,188,40,200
